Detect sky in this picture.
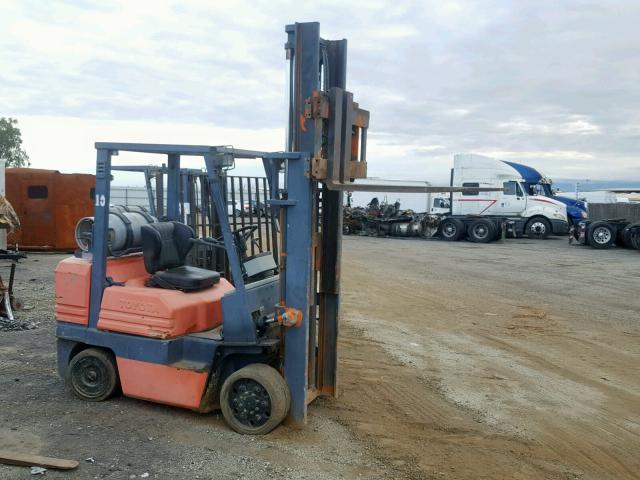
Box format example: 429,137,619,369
2,0,639,186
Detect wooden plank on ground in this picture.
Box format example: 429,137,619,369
0,450,79,470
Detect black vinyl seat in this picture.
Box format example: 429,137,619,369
140,222,220,291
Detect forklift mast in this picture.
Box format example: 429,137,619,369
281,22,369,423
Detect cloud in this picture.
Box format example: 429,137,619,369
1,0,639,183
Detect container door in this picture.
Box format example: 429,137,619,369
21,181,55,248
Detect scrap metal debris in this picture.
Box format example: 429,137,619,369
343,197,439,238
0,195,20,233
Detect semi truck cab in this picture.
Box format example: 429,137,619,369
449,154,569,238
502,160,588,225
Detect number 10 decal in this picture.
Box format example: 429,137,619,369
95,194,106,207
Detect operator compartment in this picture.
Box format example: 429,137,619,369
55,253,235,338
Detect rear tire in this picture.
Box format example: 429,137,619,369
525,217,551,239
438,218,465,241
68,348,119,402
220,364,290,435
621,222,640,248
587,221,616,249
625,223,640,250
467,219,496,243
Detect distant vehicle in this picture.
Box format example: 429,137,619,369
238,201,270,218
434,154,570,242
573,219,640,249
346,155,571,243
500,160,588,225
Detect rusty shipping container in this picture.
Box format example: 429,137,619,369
6,168,95,251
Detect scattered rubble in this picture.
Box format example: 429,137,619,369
0,317,39,332
344,197,439,238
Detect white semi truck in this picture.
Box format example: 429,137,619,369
433,154,569,242
350,154,570,242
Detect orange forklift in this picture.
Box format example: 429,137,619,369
55,21,496,434
55,22,369,434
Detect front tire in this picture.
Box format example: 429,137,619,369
220,364,290,435
587,221,616,249
68,348,119,402
525,217,551,239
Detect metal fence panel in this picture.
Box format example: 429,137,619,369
589,203,640,223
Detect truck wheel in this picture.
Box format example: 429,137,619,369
220,363,290,435
620,222,639,248
467,219,496,243
525,217,551,239
587,221,616,249
68,348,119,402
438,218,465,241
629,224,640,250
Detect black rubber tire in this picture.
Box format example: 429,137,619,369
630,225,640,250
467,219,496,243
587,221,616,249
621,222,640,248
571,224,581,242
438,218,465,241
525,217,551,239
220,364,290,435
68,348,119,402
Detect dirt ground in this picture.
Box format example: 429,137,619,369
1,237,639,479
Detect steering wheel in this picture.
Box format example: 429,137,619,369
232,225,259,257
193,225,260,261
232,225,257,242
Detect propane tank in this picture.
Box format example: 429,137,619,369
75,205,157,255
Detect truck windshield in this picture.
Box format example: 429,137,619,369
529,183,553,196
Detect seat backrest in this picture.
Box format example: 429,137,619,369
140,221,195,274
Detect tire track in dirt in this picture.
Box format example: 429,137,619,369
333,237,640,479
317,328,579,480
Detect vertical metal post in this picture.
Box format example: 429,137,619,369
282,156,313,424
230,178,238,232
167,154,180,221
88,148,112,329
317,38,347,396
262,177,271,251
144,170,157,217
239,177,246,230
155,169,164,218
255,177,263,250
284,21,320,424
204,154,255,343
247,178,255,256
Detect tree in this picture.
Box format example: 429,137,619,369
0,117,30,167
